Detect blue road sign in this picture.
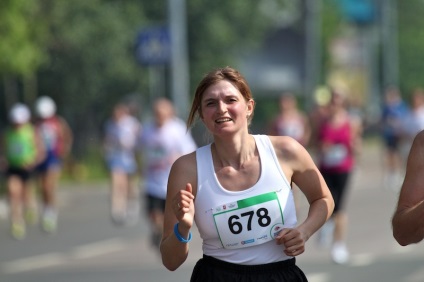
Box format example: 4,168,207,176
135,26,170,65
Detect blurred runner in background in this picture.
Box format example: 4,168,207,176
380,86,409,191
34,96,73,233
268,92,311,147
139,97,197,249
1,103,45,239
103,102,141,226
268,92,312,215
401,87,424,156
315,87,362,265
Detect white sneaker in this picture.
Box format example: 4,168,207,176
331,242,350,265
42,208,58,233
11,220,26,240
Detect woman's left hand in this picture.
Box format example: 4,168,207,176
275,228,306,257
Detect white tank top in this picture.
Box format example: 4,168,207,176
194,134,297,265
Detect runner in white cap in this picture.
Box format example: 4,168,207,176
34,96,73,233
1,103,45,239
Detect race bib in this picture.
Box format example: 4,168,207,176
212,191,285,249
322,144,347,167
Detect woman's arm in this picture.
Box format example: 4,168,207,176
160,152,197,271
58,116,73,158
270,136,334,255
32,128,46,168
392,130,424,246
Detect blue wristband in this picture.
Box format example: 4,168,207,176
174,223,192,243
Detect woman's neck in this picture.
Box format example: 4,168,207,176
212,134,256,170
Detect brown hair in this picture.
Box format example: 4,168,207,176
187,66,255,128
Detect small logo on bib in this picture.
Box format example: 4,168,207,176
271,223,285,239
241,239,255,245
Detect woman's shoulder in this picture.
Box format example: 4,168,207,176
172,151,197,172
265,135,304,158
169,151,198,191
262,135,313,174
266,134,300,147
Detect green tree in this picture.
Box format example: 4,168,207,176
0,0,48,109
187,0,276,92
0,0,307,179
398,1,424,96
38,0,152,156
36,0,279,152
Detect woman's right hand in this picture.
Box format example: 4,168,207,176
173,183,195,229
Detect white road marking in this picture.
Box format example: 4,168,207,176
1,238,128,274
307,272,330,282
1,253,67,274
70,238,127,259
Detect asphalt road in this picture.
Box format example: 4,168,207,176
0,141,423,282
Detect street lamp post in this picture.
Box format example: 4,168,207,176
168,0,190,119
304,0,322,110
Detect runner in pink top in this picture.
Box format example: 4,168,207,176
316,87,362,265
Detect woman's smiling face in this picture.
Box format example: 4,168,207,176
200,80,253,135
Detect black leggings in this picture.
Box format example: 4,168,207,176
190,255,308,282
322,171,351,213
